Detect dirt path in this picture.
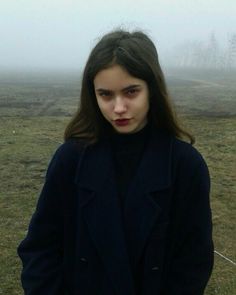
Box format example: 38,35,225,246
190,78,225,88
176,77,225,88
34,97,58,116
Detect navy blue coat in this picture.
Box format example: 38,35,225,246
18,130,214,295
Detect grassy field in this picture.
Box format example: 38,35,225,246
0,68,235,294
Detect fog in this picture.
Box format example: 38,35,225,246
1,0,236,70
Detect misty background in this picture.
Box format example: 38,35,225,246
1,0,236,71
1,2,236,294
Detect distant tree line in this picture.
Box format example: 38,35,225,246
167,32,236,69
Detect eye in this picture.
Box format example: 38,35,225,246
125,88,139,97
97,91,112,99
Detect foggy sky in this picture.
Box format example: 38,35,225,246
1,0,235,70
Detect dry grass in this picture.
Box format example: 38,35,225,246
0,69,235,294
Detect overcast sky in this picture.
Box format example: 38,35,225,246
0,0,235,70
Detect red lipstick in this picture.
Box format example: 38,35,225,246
114,119,130,126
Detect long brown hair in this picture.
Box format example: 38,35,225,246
64,29,194,144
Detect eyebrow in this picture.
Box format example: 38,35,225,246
95,84,141,92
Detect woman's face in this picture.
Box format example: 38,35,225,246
94,64,149,134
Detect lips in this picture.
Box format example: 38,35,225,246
114,119,130,126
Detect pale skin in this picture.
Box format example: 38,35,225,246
94,64,150,134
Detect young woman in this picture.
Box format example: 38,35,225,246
18,30,214,295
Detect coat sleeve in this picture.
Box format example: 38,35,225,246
17,143,78,295
164,145,214,295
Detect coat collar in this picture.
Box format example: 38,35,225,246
76,128,172,193
75,129,173,295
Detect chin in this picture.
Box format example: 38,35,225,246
113,126,138,134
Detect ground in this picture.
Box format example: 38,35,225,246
0,68,235,294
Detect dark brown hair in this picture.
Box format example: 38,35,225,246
64,29,194,144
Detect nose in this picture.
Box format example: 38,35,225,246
113,96,127,114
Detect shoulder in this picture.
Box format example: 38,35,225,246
172,137,204,163
53,138,86,162
46,138,87,178
153,129,207,171
171,137,210,182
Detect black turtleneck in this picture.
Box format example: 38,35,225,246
110,123,150,208
110,124,150,295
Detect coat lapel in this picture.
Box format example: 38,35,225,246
74,130,173,295
123,130,173,270
75,140,135,295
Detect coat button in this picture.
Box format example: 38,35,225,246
79,257,88,263
151,266,159,271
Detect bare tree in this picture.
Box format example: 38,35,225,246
164,32,236,70
227,33,236,69
206,32,220,68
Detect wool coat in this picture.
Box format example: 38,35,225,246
18,129,214,295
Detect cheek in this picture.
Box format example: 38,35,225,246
138,96,150,116
96,99,102,112
96,98,105,111
96,100,111,117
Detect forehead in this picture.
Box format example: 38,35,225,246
94,64,146,90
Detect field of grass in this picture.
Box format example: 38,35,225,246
0,68,235,294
